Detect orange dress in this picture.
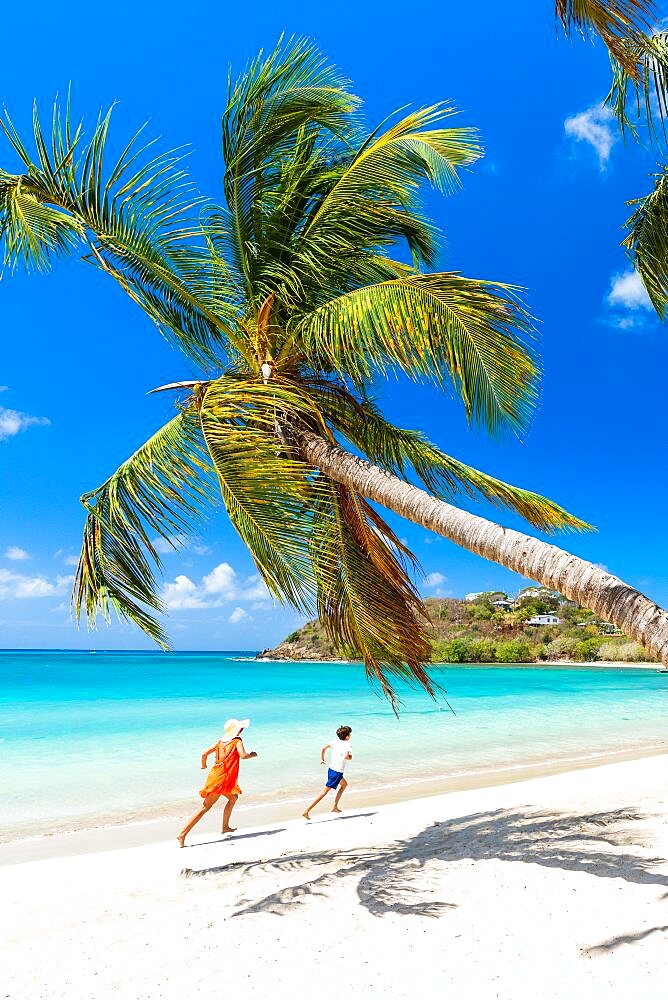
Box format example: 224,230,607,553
199,737,242,799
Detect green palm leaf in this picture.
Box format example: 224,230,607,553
298,273,537,435
556,1,654,75
305,104,482,222
222,37,360,304
312,480,435,707
623,167,668,316
606,30,668,138
0,174,82,270
313,382,591,531
199,374,328,611
290,106,481,285
73,408,216,646
0,102,244,366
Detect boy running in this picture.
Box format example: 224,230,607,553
302,725,353,819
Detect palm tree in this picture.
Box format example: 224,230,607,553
554,2,668,316
1,40,667,701
555,1,654,76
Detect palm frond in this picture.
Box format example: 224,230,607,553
556,0,654,76
198,374,328,611
311,381,592,532
0,101,244,366
73,408,216,646
0,172,82,270
623,166,668,316
222,36,360,304
312,479,435,707
305,104,481,226
606,30,668,138
291,105,481,283
298,273,537,435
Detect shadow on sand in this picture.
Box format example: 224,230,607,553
185,805,668,924
307,811,378,824
583,925,668,954
187,828,287,849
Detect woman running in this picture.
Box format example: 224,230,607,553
177,717,257,847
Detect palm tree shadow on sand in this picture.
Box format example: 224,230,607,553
182,805,668,925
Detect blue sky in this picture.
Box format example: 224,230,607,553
1,0,667,650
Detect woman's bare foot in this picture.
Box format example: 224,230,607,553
302,811,311,820
177,834,186,848
331,807,342,814
221,826,237,834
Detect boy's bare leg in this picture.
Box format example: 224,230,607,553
177,793,220,847
332,777,348,813
221,794,239,833
302,786,331,819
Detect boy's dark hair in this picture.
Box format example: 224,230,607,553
336,725,352,740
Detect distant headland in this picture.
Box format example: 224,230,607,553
258,587,657,664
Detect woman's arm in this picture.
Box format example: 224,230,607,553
201,744,218,769
237,739,258,760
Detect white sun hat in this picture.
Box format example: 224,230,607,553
223,718,250,740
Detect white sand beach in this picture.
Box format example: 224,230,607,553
3,754,668,1000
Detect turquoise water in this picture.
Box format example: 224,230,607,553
1,650,667,840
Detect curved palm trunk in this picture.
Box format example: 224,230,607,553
299,432,668,666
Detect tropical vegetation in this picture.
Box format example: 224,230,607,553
266,591,656,665
1,38,667,704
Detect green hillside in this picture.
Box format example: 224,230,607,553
259,588,656,664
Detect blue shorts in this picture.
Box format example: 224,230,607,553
326,768,345,789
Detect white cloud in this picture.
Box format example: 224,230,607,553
424,571,446,588
4,546,30,561
0,569,72,600
0,406,51,441
151,534,210,556
605,270,655,331
162,574,208,610
162,562,271,611
202,562,237,597
564,104,615,168
607,270,653,311
53,549,79,566
240,575,272,601
152,534,184,555
228,607,248,624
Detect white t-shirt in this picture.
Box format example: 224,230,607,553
329,738,352,773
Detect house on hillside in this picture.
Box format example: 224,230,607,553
576,620,620,635
492,599,514,611
525,614,561,626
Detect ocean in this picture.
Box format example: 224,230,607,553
1,650,667,842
